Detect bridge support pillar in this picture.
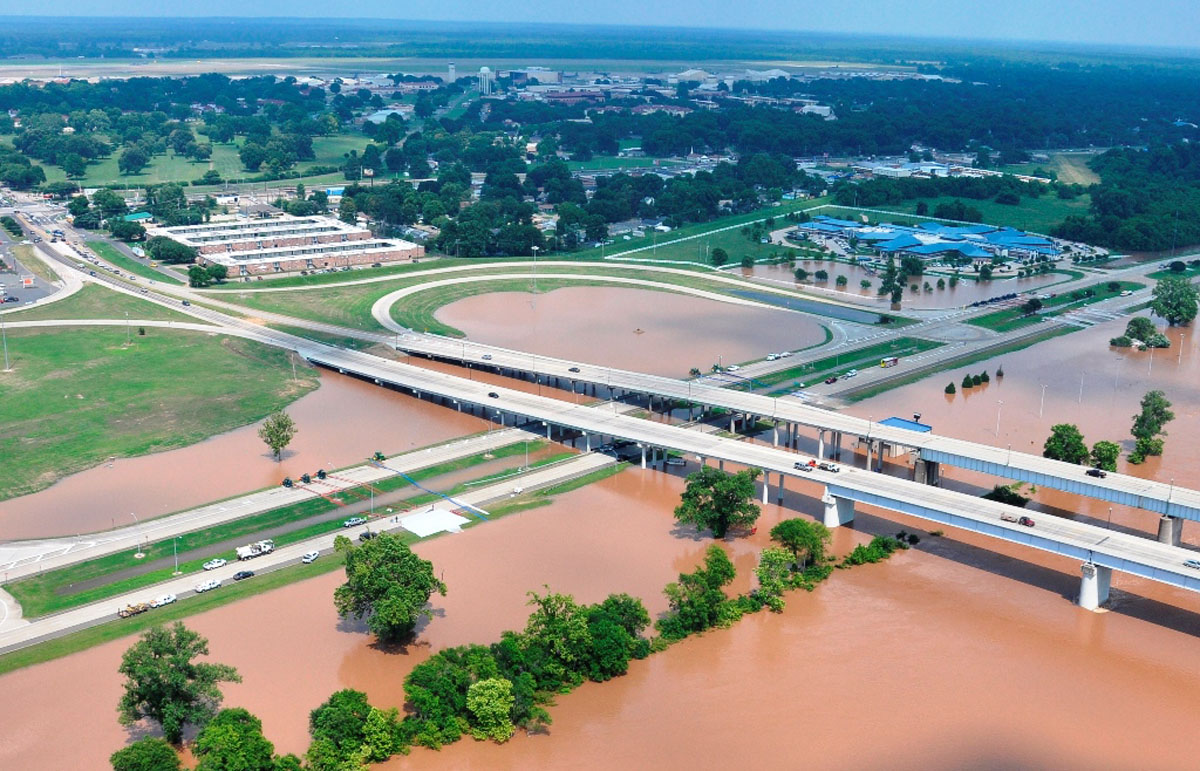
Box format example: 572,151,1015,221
761,471,770,504
1078,563,1112,610
865,440,874,472
832,432,842,460
772,421,779,447
818,430,826,459
700,456,707,467
730,414,737,432
914,458,940,485
821,487,855,528
545,422,552,440
776,474,785,504
641,445,647,469
1157,515,1183,547
584,433,591,452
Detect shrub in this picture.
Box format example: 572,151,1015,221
945,382,956,394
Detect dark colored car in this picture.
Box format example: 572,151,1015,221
824,376,838,384
359,530,376,542
487,392,499,398
1086,468,1107,478
3,296,18,303
182,300,191,306
233,570,255,581
1018,516,1035,527
568,367,581,373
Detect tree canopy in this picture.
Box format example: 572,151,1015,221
673,466,761,538
117,622,241,745
1042,423,1090,465
1151,277,1199,326
333,532,447,642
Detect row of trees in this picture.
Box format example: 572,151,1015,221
1042,390,1174,468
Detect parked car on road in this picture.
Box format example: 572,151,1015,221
342,516,367,528
150,593,177,608
1184,559,1200,570
844,369,859,378
488,391,499,398
568,367,581,373
1086,467,1107,478
202,558,227,571
481,354,493,360
359,530,376,542
793,460,815,472
824,377,838,384
194,579,221,593
233,570,255,581
301,550,320,564
817,462,840,473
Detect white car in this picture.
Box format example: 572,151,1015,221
726,365,741,372
342,516,367,528
194,579,221,593
202,558,227,571
151,593,177,608
778,351,792,358
301,550,320,564
844,369,859,378
765,354,778,361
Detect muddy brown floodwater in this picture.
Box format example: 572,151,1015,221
434,286,828,376
0,370,490,540
4,459,1200,770
741,261,1064,310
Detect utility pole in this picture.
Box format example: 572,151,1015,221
1,311,10,372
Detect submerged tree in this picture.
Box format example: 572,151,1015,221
257,410,298,461
333,532,447,642
673,466,761,538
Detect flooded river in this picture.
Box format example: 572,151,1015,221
435,286,828,376
0,371,489,540
741,261,1065,310
4,462,1200,770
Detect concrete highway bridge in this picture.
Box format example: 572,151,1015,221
307,346,1200,611
382,331,1200,545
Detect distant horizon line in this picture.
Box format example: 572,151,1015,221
0,16,1197,57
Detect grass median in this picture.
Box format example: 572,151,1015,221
5,283,193,323
5,441,553,618
759,337,944,393
966,280,1144,332
86,240,184,285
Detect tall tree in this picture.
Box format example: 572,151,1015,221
1151,277,1199,326
1090,440,1121,472
1042,423,1090,465
333,532,447,642
769,518,831,568
193,708,277,771
257,411,297,461
117,623,241,744
673,466,761,538
467,678,516,743
1130,390,1174,463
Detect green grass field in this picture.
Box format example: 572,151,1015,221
0,328,317,500
852,194,1092,235
760,337,944,393
966,280,1144,332
34,132,371,188
5,283,193,322
86,241,185,285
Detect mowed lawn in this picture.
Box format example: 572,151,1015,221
0,328,318,500
5,283,193,322
32,132,371,188
866,193,1093,235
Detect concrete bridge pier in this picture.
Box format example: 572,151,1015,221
640,445,647,469
584,433,592,452
718,459,725,471
761,471,770,504
772,421,780,447
914,458,940,485
821,487,855,528
818,430,826,459
1158,515,1184,547
1078,563,1112,610
776,474,785,504
545,422,552,440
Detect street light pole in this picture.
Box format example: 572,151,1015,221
131,512,144,559
1039,384,1047,418
0,311,10,372
1179,332,1185,364
995,399,1004,437
172,537,181,575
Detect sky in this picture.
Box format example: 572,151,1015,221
7,0,1200,50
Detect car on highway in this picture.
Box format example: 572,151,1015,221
824,376,838,384
844,369,859,378
342,516,367,527
725,365,740,372
181,300,191,306
778,351,792,358
766,354,778,361
481,354,493,360
1120,290,1133,297
793,460,815,472
194,579,221,593
301,550,320,564
1019,516,1035,527
568,366,581,373
817,462,840,473
488,391,499,398
664,457,686,467
202,558,227,571
150,593,177,608
1086,467,1107,478
2,296,17,303
233,570,255,581
1184,559,1200,570
359,530,376,541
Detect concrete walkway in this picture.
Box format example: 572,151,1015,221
0,452,616,654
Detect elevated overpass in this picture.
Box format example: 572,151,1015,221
306,346,1200,610
384,330,1200,538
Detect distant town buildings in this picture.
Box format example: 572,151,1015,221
478,66,494,96
794,215,1061,264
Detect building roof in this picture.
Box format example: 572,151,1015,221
879,417,933,433
123,212,153,221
